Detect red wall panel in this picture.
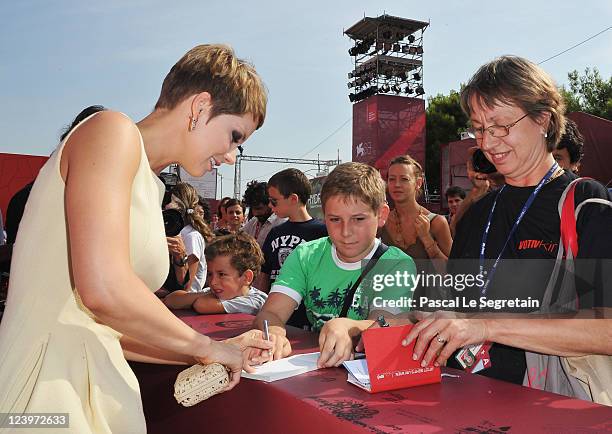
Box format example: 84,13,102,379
567,112,612,186
0,153,48,221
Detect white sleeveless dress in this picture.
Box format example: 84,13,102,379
0,113,168,433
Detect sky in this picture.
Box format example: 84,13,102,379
1,0,611,198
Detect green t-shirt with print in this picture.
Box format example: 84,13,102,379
271,237,416,331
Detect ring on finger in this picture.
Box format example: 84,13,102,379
436,334,447,344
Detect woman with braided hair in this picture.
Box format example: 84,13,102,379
167,182,214,293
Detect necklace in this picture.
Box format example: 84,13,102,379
393,209,406,247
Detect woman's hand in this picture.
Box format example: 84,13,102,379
194,331,273,391
224,329,274,366
167,236,186,261
414,212,431,241
195,340,245,391
401,311,489,368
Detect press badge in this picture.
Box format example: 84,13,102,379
455,342,492,373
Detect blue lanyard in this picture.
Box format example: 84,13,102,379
479,163,559,296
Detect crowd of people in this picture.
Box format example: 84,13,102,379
0,44,610,433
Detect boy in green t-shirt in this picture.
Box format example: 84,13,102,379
253,162,417,368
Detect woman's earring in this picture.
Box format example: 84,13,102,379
188,116,197,132
542,131,548,138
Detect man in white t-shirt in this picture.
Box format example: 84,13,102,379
242,180,286,247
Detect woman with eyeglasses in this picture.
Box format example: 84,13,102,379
0,44,274,432
387,56,612,404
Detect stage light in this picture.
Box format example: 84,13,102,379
348,72,354,79
392,84,402,93
353,40,371,56
402,45,410,54
349,46,358,56
405,86,414,94
381,83,390,93
392,44,400,52
413,73,421,81
349,93,357,102
364,86,378,98
415,86,425,96
416,46,424,54
347,82,355,88
408,46,417,55
408,35,416,43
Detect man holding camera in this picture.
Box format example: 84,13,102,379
449,147,506,237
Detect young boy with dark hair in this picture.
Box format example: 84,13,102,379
445,185,466,226
163,232,267,315
254,162,416,368
256,168,328,328
257,168,327,291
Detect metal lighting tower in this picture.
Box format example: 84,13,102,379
345,14,429,103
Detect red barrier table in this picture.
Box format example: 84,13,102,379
131,312,612,434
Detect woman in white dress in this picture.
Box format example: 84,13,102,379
0,44,272,433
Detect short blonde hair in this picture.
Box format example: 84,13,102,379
460,55,566,150
388,155,424,199
321,162,386,213
156,44,267,128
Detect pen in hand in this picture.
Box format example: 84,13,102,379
263,319,272,360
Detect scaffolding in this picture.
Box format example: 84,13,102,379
345,14,429,103
233,153,340,199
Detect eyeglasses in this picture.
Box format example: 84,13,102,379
467,113,529,140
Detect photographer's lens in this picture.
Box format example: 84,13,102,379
162,209,184,237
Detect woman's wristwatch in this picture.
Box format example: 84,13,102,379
174,255,188,267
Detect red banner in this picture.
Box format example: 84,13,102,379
353,95,425,178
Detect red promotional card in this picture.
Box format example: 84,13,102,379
345,324,441,393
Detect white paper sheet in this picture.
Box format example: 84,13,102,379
241,352,321,382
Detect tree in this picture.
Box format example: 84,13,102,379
425,90,469,195
560,68,612,120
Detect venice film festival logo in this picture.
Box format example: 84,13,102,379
355,142,373,158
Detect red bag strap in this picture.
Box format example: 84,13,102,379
560,182,578,257
560,177,592,257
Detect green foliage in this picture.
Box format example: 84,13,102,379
561,68,612,120
425,90,469,194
